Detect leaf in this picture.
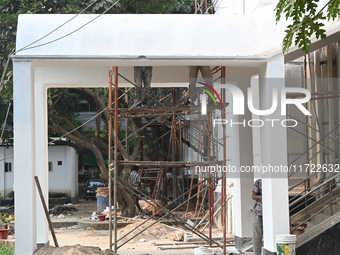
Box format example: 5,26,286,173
275,0,338,53
327,0,340,19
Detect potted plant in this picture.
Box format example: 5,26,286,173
0,213,11,239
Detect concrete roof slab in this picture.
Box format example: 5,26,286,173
15,12,286,59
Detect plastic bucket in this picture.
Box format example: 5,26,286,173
276,234,296,255
193,247,214,255
97,196,109,212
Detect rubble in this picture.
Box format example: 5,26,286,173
169,231,184,241
49,205,78,215
0,206,14,216
142,200,164,216
34,244,117,255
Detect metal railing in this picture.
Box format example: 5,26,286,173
289,171,340,232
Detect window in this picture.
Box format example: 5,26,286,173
48,162,53,172
4,163,12,173
57,161,62,166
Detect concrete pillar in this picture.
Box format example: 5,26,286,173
13,61,37,254
225,82,254,251
259,57,290,255
34,76,49,247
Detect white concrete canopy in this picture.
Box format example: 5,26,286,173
16,10,286,58
13,5,296,254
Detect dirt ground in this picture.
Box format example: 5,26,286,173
32,200,229,255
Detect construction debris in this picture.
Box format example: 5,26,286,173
0,207,14,216
49,205,78,215
169,231,184,241
142,200,164,216
34,244,117,255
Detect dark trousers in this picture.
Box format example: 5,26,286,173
134,66,153,104
253,214,263,255
188,66,213,103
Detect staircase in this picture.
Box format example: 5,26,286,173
289,172,340,254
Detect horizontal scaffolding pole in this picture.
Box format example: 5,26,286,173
118,160,223,167
109,104,229,118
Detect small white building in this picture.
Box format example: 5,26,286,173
0,145,78,202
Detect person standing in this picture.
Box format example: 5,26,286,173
129,167,143,213
252,179,263,255
134,66,153,106
188,66,213,105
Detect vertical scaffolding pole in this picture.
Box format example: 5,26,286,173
113,67,119,253
195,115,203,216
108,67,113,251
304,55,312,189
185,165,196,218
327,45,335,164
221,66,227,255
314,50,322,169
108,66,119,253
208,112,213,246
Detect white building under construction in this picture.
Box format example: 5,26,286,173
12,0,340,254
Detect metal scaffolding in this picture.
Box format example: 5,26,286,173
108,66,229,254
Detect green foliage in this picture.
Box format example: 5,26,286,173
118,123,137,151
0,213,11,229
327,0,340,20
275,0,339,53
172,0,194,13
48,88,80,118
0,0,84,96
0,98,13,143
0,245,14,255
83,0,175,14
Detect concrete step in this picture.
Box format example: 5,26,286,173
305,221,316,230
296,210,340,249
310,212,330,224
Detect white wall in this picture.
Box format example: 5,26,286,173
48,145,78,201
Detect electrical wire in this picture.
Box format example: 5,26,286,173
1,0,208,161
0,156,13,162
16,0,99,53
0,71,221,162
0,101,109,162
0,0,122,160
0,0,121,90
0,84,132,162
0,101,11,143
47,86,130,145
17,0,120,52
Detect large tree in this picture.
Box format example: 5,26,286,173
275,0,340,53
